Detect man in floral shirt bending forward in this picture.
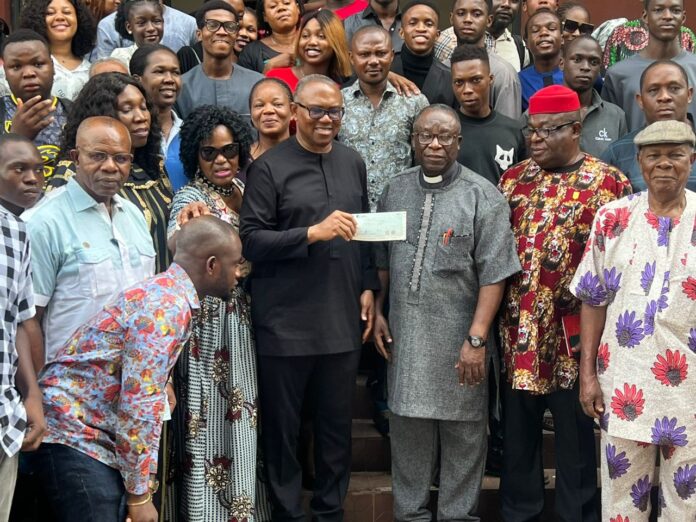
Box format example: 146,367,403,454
32,216,244,522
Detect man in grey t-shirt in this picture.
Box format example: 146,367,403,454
602,0,696,132
175,1,263,124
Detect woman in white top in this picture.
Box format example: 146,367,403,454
18,0,96,100
111,0,164,69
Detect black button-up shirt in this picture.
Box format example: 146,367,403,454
240,137,378,356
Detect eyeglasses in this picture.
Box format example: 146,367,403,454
522,121,578,140
295,102,345,121
412,132,460,146
77,147,133,166
199,143,240,162
204,19,240,34
562,19,594,35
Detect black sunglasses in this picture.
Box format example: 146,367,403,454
199,143,240,162
563,19,594,35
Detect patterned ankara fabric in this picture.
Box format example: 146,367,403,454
0,207,35,457
39,263,199,495
600,430,696,521
571,191,696,447
602,20,696,70
498,155,632,395
167,179,271,522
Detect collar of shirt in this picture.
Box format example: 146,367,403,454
585,89,605,116
484,32,495,51
348,79,397,105
167,262,200,310
496,28,513,43
161,111,183,156
10,93,58,108
172,110,183,132
65,176,126,214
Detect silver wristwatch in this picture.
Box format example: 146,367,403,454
467,335,486,348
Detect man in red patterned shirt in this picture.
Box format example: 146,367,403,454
497,85,631,522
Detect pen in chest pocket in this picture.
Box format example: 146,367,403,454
443,228,454,246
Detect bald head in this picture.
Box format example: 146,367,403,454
295,74,341,104
71,117,133,206
76,116,132,151
175,215,241,261
415,104,461,133
89,58,129,77
174,215,244,300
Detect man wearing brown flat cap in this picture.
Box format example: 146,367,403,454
572,120,696,521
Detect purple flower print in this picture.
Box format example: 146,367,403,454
603,267,622,304
631,475,652,511
651,416,688,447
606,444,631,479
674,464,696,500
644,301,657,336
616,311,645,348
658,272,670,312
657,216,672,247
599,411,609,432
575,272,607,306
640,261,656,295
688,328,696,355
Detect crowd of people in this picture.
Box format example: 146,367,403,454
0,0,694,521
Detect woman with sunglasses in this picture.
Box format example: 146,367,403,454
557,2,593,46
167,104,272,522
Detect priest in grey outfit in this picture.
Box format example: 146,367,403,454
373,104,521,521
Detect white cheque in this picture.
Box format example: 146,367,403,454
353,211,407,242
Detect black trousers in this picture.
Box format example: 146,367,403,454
500,382,599,522
258,349,361,522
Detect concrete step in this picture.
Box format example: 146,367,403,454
350,419,601,474
352,373,375,419
340,471,662,522
341,472,562,521
351,419,391,472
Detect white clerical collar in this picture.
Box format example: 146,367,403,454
422,174,443,184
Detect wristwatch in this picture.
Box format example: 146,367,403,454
467,335,486,348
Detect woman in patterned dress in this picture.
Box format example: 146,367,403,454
167,105,270,522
